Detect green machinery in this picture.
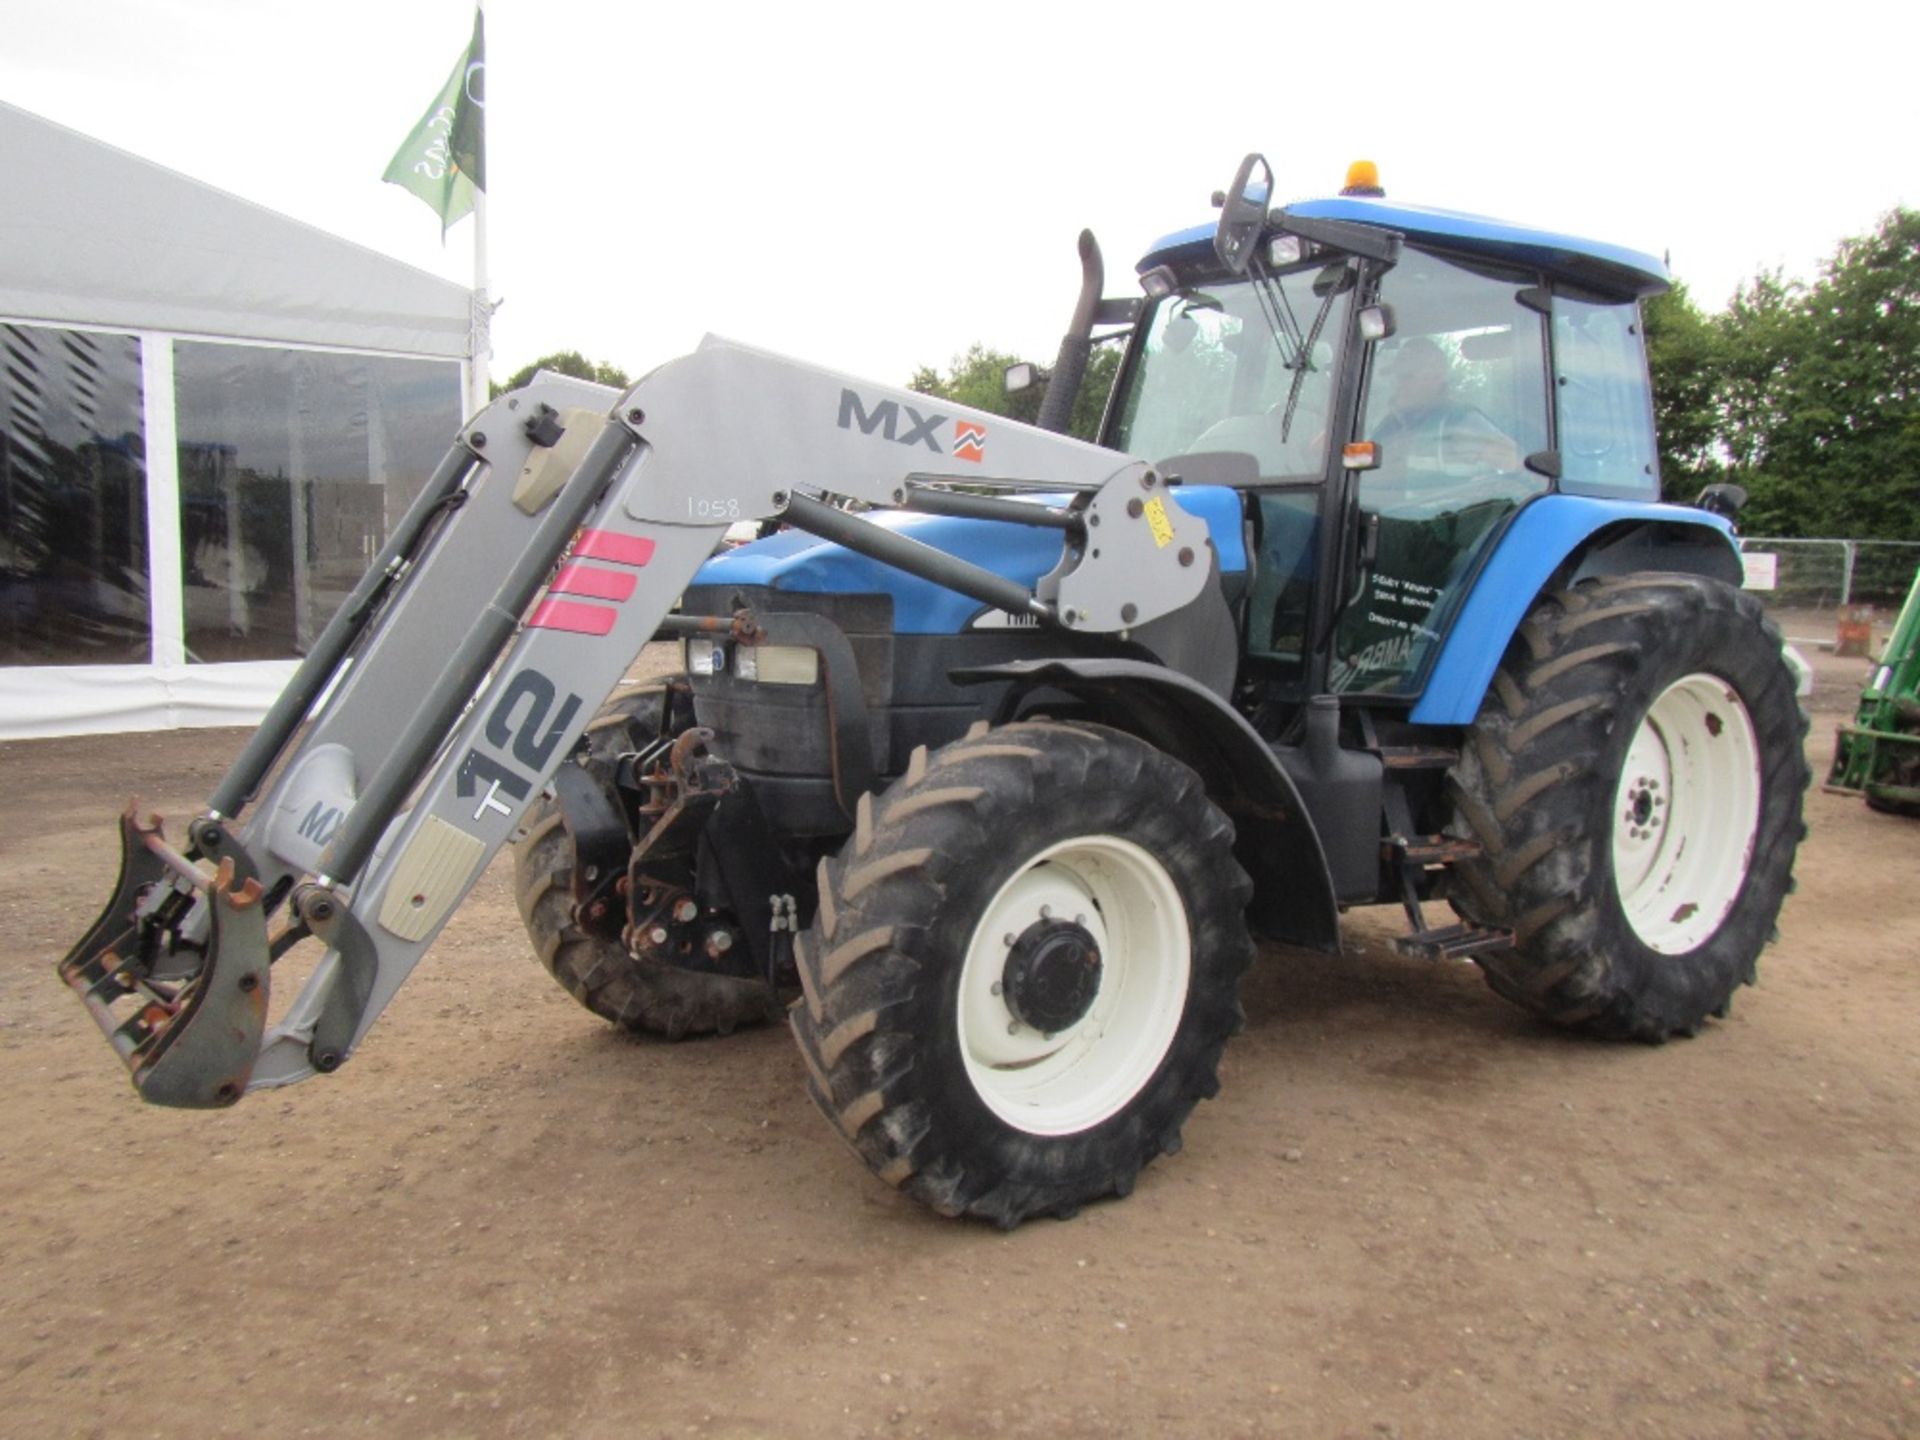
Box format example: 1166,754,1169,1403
1828,567,1920,814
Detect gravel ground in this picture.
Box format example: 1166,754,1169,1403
1,638,1915,1439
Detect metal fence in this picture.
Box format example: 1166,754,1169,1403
1737,537,1920,611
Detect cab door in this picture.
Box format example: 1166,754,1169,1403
1330,250,1553,696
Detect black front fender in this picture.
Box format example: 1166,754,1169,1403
952,658,1341,953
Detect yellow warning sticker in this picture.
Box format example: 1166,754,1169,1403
1144,494,1174,548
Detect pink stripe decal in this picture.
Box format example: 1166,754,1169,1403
550,564,637,602
528,599,617,636
574,529,656,567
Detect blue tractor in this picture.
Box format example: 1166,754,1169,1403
60,156,1807,1228
509,157,1808,1225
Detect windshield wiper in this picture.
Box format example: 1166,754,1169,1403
1278,271,1347,441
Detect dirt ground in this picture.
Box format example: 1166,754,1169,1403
2,640,1916,1440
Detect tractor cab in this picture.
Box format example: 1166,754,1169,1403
1105,159,1670,711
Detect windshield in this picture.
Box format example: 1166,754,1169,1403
1108,263,1352,479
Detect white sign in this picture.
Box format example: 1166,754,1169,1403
1742,551,1779,591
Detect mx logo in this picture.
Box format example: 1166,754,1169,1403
837,389,945,452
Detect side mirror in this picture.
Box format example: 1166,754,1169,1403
1212,153,1274,275
1695,482,1748,520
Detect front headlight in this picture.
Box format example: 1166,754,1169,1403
735,644,818,685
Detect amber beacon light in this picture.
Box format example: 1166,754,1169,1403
1340,160,1385,197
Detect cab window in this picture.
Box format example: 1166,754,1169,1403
1552,296,1660,498
1108,265,1350,480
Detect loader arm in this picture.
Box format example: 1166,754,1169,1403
57,336,1216,1107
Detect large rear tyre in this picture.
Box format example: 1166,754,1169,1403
1447,574,1809,1041
512,684,781,1039
791,721,1254,1228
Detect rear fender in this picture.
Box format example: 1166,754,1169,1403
1411,497,1741,726
953,658,1341,953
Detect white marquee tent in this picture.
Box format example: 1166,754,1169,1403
0,100,474,739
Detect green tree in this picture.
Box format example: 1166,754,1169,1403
492,350,632,399
1641,280,1726,501
1704,211,1920,540
909,343,1122,443
1708,270,1811,533
1747,209,1920,540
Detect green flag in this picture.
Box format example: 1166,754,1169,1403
382,9,486,233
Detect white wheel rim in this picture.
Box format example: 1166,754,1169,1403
956,835,1190,1136
1611,673,1762,954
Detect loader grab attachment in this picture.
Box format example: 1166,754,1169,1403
57,339,1214,1106
57,805,269,1107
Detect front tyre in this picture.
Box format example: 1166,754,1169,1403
791,722,1254,1227
1447,574,1809,1041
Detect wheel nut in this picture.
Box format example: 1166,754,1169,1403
674,898,699,923
649,926,670,946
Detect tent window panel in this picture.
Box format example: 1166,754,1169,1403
173,343,462,663
0,323,149,666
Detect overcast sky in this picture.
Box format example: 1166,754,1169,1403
2,0,1913,392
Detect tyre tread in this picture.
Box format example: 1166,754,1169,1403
1448,574,1808,1040
791,720,1254,1226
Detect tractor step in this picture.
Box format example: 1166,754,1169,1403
1374,745,1461,771
1384,833,1482,866
1394,921,1514,963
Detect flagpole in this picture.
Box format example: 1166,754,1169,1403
466,0,490,418
469,186,491,417
385,5,490,414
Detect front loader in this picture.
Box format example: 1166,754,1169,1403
58,155,1809,1227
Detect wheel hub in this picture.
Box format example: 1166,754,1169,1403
1001,918,1103,1035
957,834,1191,1137
1621,776,1662,835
